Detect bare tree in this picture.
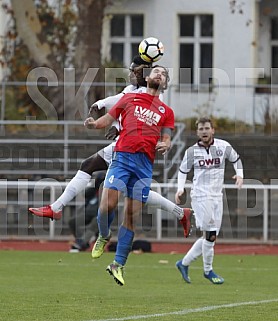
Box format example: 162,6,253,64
1,0,112,119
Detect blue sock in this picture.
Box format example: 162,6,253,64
115,226,134,266
97,210,116,238
97,209,109,238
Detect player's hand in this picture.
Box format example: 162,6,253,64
88,103,98,117
84,117,96,129
175,190,184,205
233,175,243,189
105,126,119,140
155,141,170,155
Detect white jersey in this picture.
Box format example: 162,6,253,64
179,138,242,198
95,85,137,111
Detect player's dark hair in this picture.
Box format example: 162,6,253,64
132,55,152,67
195,117,214,128
133,64,149,87
129,55,152,73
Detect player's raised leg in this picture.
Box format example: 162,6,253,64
29,153,108,220
147,190,193,237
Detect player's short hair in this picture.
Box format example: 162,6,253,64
133,64,149,87
129,55,152,71
195,117,214,128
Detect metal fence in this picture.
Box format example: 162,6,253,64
0,120,185,181
1,180,277,243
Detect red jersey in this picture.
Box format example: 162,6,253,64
108,93,175,162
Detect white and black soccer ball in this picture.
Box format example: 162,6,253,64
138,37,164,63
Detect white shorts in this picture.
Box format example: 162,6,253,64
97,141,116,165
191,197,223,234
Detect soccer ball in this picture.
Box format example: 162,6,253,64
138,37,164,63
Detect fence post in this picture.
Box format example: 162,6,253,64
64,122,69,177
263,188,268,242
49,186,56,240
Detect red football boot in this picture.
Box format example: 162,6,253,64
29,205,62,221
179,208,193,238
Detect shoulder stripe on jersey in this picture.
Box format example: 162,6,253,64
179,169,190,174
230,156,240,164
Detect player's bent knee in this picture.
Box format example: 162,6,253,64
206,230,217,242
80,154,107,174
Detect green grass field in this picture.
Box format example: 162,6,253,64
0,250,277,321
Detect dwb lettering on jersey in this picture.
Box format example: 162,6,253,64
134,106,161,126
198,158,221,167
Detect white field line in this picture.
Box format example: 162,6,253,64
84,299,278,321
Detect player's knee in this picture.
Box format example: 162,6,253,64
80,156,94,173
80,154,107,174
205,230,217,242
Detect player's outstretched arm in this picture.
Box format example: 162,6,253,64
84,114,115,129
88,92,126,116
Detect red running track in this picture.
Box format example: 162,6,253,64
0,240,278,255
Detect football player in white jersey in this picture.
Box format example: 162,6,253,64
175,117,243,284
29,56,192,251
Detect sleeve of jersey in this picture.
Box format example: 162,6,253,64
122,84,135,94
97,93,125,111
227,144,244,178
163,108,175,129
108,95,127,120
178,147,193,191
233,159,244,178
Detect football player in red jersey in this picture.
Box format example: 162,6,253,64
85,66,176,285
29,58,192,251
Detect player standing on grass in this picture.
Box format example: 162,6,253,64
175,117,243,284
84,65,178,286
29,57,192,248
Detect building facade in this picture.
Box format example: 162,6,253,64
103,0,278,126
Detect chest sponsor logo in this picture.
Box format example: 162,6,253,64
198,158,221,166
134,105,161,126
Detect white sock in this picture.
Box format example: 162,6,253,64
202,240,215,274
147,190,184,219
182,237,203,266
51,170,91,212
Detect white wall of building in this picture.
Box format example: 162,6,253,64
105,0,276,124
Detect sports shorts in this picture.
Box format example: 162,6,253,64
97,141,116,165
104,151,153,203
191,197,223,234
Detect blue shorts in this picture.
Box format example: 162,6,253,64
104,152,153,203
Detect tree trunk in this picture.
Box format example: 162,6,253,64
10,0,51,66
74,0,107,108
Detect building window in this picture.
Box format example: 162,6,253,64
271,17,278,84
179,14,213,85
110,14,143,67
